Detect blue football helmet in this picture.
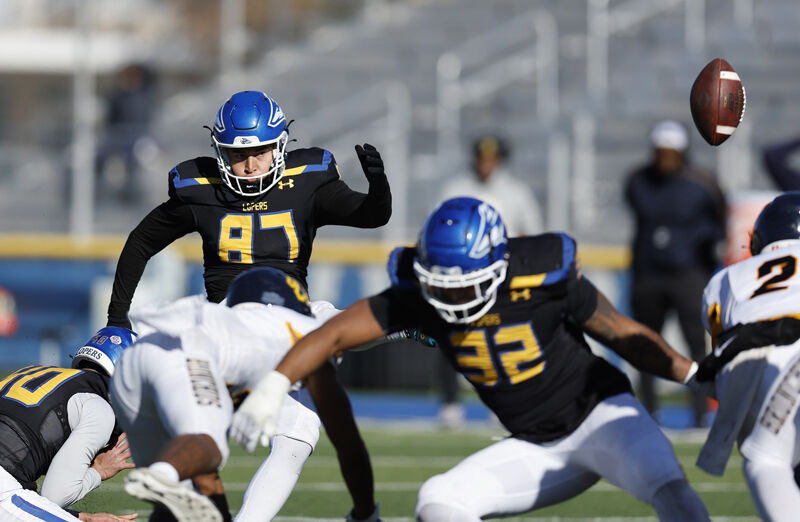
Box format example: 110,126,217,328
72,327,137,377
413,197,509,324
212,90,289,197
750,191,800,255
226,267,312,316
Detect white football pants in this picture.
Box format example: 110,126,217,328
731,343,800,521
110,340,320,469
0,467,80,521
416,393,693,520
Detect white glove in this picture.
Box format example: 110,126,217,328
230,371,291,453
346,504,381,522
683,361,717,400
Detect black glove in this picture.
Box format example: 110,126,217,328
355,143,385,183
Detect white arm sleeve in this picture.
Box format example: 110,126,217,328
40,393,115,507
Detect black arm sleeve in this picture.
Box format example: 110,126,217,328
106,199,195,328
313,174,392,228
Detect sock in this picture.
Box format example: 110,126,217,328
149,461,180,483
209,493,232,522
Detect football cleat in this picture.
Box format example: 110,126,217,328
124,468,222,522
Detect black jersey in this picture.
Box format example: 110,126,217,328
0,366,115,490
108,147,391,327
370,233,632,442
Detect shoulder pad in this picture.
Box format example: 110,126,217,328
284,147,340,181
506,233,578,289
168,157,222,197
387,246,417,290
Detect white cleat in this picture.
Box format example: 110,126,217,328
124,468,222,522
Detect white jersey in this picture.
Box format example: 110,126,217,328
129,295,323,392
698,243,800,520
702,242,800,344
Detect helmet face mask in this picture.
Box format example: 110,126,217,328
749,192,800,255
413,197,509,324
212,91,289,197
72,327,137,377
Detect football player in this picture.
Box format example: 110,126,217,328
0,327,137,521
694,192,800,520
106,89,383,521
106,89,390,329
111,267,368,522
231,197,712,521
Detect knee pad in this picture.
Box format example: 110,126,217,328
274,395,321,449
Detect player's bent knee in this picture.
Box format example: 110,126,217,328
274,402,321,450
416,474,478,521
651,479,709,522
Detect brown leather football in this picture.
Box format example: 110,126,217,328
690,58,746,146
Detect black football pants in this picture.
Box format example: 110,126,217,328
631,268,710,427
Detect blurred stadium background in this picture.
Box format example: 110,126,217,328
0,0,798,425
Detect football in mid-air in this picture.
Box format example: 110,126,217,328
690,58,746,146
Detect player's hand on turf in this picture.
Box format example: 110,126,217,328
92,433,135,480
230,371,290,453
78,512,139,521
355,143,385,182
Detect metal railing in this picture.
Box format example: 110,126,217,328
586,0,705,101
436,10,559,173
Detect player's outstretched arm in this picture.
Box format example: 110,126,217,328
582,291,694,383
279,299,385,383
107,200,194,329
231,299,385,452
306,362,376,520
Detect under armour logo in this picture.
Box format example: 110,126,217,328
510,289,531,302
278,179,294,190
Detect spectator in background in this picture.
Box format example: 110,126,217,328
624,119,727,428
0,287,17,337
95,63,158,203
441,135,544,236
762,136,800,190
436,135,545,427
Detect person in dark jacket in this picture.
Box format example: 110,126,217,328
762,136,800,190
624,119,727,427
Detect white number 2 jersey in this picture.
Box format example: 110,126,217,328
703,242,800,345
129,294,323,392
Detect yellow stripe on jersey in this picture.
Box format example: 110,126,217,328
194,177,222,185
707,303,723,347
509,274,546,289
283,166,307,177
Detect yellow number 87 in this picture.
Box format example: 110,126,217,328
218,211,299,264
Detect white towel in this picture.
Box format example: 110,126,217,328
696,346,773,476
